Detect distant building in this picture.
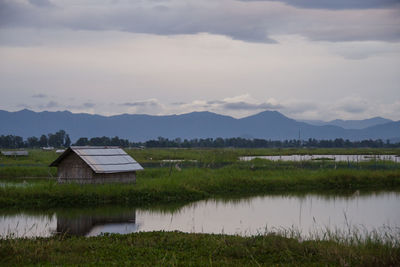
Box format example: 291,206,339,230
1,150,29,156
42,147,55,151
49,146,143,184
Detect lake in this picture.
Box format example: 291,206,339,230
240,154,400,162
1,191,399,239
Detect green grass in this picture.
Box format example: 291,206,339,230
1,148,399,208
1,147,399,166
1,148,399,179
1,165,399,208
0,149,58,165
1,231,398,266
127,147,400,163
0,166,56,179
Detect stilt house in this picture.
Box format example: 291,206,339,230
50,146,143,184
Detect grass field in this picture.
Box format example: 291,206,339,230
1,147,399,165
1,147,399,179
1,148,399,265
1,231,398,266
1,165,399,208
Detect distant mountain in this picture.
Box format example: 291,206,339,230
301,117,393,129
0,109,399,142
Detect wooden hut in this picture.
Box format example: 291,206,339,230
49,146,143,184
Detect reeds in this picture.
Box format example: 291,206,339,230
1,166,399,208
0,230,399,266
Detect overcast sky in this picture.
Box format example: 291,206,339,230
0,0,399,121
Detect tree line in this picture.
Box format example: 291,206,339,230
0,130,71,149
144,137,400,148
1,130,399,149
0,130,130,149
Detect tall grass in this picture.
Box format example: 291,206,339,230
128,147,400,163
1,166,399,208
1,148,398,166
0,230,399,266
0,166,56,179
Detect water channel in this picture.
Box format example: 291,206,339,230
1,191,399,239
240,154,400,162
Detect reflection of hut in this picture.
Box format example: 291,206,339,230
49,146,143,184
57,210,136,236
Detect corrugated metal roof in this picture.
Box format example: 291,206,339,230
50,146,143,173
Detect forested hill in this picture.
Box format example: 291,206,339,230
0,109,399,142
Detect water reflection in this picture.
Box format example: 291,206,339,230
55,208,137,236
0,213,56,238
240,154,400,162
1,191,399,239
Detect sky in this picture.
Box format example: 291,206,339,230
0,0,400,121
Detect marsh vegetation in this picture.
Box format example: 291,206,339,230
0,148,399,265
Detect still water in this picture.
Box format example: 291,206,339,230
240,154,399,162
1,191,399,239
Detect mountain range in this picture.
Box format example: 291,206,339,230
0,109,399,142
300,117,393,129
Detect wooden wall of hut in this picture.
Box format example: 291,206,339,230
57,152,93,183
57,152,136,184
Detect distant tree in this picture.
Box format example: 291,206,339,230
54,130,66,147
39,135,48,147
75,137,89,146
48,133,56,147
27,136,39,148
64,134,71,147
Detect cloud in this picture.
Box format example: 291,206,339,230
326,40,400,60
223,101,282,110
206,100,226,105
238,0,400,10
82,102,95,108
218,95,283,112
338,103,368,114
38,100,60,109
123,99,161,107
1,0,399,44
28,0,53,7
120,99,166,115
168,95,284,116
171,101,187,106
32,93,47,98
0,0,277,43
281,100,318,114
65,102,96,110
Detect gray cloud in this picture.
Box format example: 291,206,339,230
28,0,53,7
340,105,367,114
2,0,398,44
82,102,95,108
171,101,187,106
207,100,226,105
56,102,96,111
239,0,400,10
17,103,32,109
223,101,282,110
39,101,60,109
123,100,160,107
32,93,47,98
167,97,283,114
281,101,318,114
